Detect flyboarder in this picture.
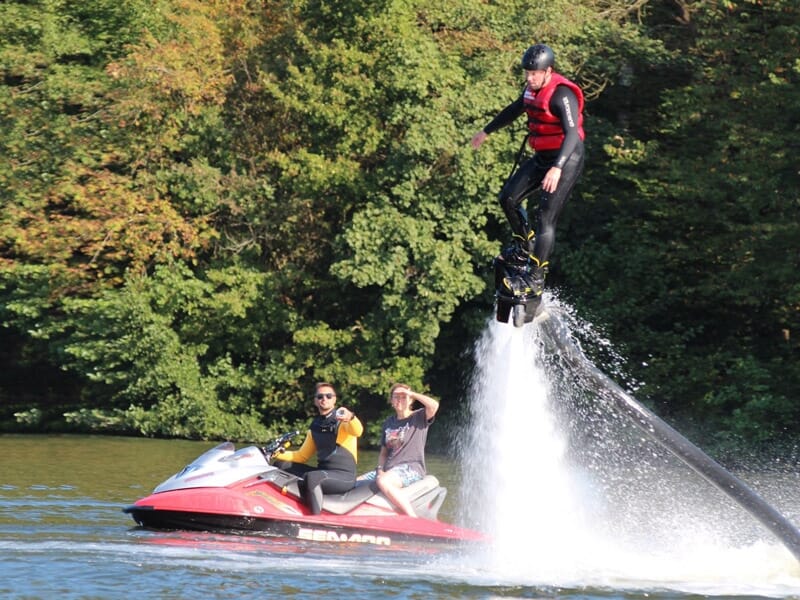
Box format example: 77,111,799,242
471,43,585,301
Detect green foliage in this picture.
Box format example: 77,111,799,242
52,263,263,439
561,0,800,452
1,0,797,455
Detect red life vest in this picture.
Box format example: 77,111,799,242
524,72,585,151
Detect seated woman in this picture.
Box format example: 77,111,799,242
273,382,362,515
362,383,439,518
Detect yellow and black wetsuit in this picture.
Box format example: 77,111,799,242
274,411,363,514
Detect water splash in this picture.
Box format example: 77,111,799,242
457,296,800,591
457,315,580,573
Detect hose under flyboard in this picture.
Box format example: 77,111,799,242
538,310,800,563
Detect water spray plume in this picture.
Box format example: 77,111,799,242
457,297,800,586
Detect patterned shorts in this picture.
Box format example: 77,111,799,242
360,463,423,487
390,463,423,487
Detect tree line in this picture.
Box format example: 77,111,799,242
1,0,797,457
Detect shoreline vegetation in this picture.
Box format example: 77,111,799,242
1,1,798,460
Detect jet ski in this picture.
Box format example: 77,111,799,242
493,251,544,327
124,431,486,550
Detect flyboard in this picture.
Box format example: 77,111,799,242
493,252,545,327
518,305,800,563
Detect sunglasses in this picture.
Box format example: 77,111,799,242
315,393,335,400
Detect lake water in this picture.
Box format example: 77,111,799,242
1,430,799,599
0,434,473,599
3,310,800,599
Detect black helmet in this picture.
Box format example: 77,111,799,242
521,44,555,71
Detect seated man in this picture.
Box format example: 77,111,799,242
273,382,362,515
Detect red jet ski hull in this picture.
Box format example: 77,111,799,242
125,475,486,549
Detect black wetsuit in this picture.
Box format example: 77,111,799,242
484,85,585,264
275,412,358,515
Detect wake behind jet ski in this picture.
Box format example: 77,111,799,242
124,431,486,550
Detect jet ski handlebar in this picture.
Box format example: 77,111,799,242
260,430,300,461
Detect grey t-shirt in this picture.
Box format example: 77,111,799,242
381,408,432,477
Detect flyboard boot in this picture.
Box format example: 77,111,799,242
493,231,532,293
501,231,535,266
527,254,548,298
494,231,544,326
